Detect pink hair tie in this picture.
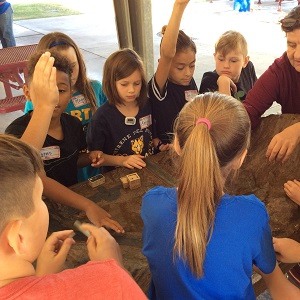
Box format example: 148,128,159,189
195,118,211,130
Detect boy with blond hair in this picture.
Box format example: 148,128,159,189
199,30,257,101
0,134,146,299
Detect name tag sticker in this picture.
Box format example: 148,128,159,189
139,114,152,129
40,146,60,160
72,94,89,108
185,90,198,102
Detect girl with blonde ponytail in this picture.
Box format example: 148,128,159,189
141,92,277,299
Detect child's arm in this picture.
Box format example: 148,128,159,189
21,52,59,150
155,0,190,93
273,237,300,263
256,263,300,300
101,153,146,170
41,173,125,233
81,224,123,267
36,230,75,276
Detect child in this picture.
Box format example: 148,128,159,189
0,134,146,300
24,32,107,182
6,50,124,233
199,30,257,101
141,92,277,299
87,48,154,173
148,0,198,147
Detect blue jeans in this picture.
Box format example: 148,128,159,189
0,5,16,48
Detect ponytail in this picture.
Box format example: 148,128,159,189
173,92,250,278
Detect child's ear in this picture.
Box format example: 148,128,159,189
232,149,248,170
5,220,26,256
23,84,31,100
243,56,250,68
173,135,181,156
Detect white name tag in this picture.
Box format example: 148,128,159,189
40,146,60,160
139,114,152,129
185,90,198,102
72,94,89,108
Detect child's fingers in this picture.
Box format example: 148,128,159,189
35,53,54,79
49,66,57,87
56,238,75,258
35,52,51,72
284,185,291,197
45,230,74,251
294,179,300,187
101,218,125,234
86,235,97,257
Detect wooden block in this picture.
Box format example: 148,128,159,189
126,173,141,190
120,176,129,189
88,174,105,188
73,220,91,237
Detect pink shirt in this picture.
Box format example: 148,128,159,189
0,260,147,300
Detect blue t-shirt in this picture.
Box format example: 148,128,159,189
24,80,107,182
141,187,276,300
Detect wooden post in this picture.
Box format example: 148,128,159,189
113,0,154,81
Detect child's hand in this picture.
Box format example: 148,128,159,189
85,202,125,234
159,143,171,152
36,230,75,276
284,179,300,205
81,223,123,267
266,124,300,163
122,155,146,169
217,75,237,95
89,150,104,167
273,237,300,263
30,52,59,110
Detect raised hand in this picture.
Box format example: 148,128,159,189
29,52,59,110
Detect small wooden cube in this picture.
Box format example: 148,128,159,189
120,176,129,189
126,173,141,190
88,174,105,188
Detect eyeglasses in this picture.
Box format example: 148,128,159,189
280,18,300,28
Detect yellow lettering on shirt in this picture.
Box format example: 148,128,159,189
82,108,91,120
70,110,82,121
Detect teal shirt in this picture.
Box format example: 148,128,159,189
24,80,107,182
